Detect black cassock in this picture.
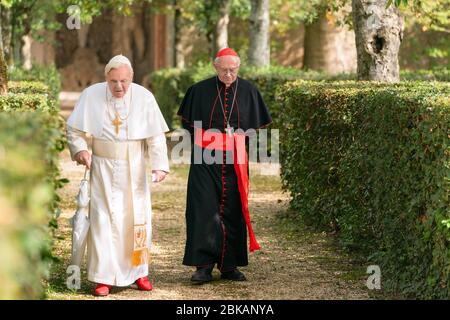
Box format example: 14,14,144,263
177,76,272,271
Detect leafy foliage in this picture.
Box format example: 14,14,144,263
0,80,66,229
0,71,65,298
0,112,62,299
276,80,450,298
391,0,450,33
8,64,61,101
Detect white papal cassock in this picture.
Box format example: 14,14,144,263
66,82,169,286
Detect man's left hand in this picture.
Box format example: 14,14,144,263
152,170,167,183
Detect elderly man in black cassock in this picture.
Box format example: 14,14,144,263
177,47,272,283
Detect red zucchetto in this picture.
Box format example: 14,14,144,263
216,47,239,58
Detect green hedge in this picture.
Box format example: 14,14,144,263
8,81,50,96
149,66,449,130
0,81,66,226
401,68,450,82
0,92,55,113
0,111,65,299
0,78,65,299
277,80,450,298
8,64,61,102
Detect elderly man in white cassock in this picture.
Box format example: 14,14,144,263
66,55,169,296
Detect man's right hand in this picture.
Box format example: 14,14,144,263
74,150,91,169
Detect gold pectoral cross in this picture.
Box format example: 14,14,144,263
112,112,122,135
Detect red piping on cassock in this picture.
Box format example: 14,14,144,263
194,128,261,252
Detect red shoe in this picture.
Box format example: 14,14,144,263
135,277,153,291
94,283,112,296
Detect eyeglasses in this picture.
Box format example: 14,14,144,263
216,67,239,76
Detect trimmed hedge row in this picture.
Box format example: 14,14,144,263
0,92,55,112
0,78,65,299
401,68,450,82
276,80,450,298
149,66,449,130
8,64,61,102
8,81,51,96
0,112,64,299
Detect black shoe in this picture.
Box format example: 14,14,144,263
220,268,246,281
191,266,213,284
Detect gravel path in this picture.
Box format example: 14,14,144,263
46,148,370,300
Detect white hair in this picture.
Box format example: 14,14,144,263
213,55,241,66
105,55,133,76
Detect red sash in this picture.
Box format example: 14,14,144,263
194,128,260,252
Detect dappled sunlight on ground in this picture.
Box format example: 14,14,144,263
47,148,370,300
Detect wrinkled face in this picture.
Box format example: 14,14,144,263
214,56,240,87
106,66,133,98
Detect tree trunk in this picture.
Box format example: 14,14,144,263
1,4,12,66
174,1,185,68
352,0,404,82
11,3,33,70
248,0,270,67
0,44,6,93
215,0,230,51
0,50,7,94
0,5,8,95
303,13,357,74
21,34,32,70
